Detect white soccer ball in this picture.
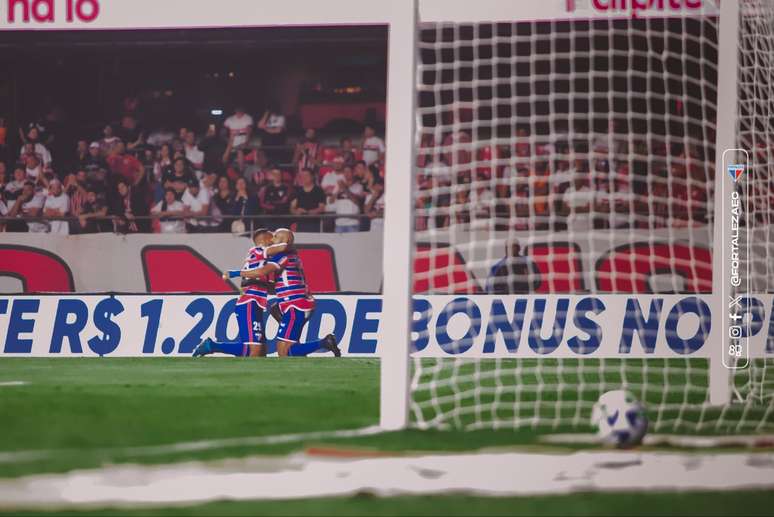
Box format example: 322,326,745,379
591,390,648,448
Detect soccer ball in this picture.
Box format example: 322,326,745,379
591,390,648,448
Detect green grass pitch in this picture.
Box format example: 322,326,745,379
0,358,772,516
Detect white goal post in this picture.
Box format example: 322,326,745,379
380,0,774,433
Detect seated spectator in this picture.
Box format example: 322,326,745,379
74,140,89,169
421,156,453,187
64,170,89,223
182,179,212,233
364,177,385,231
184,130,204,173
353,160,368,187
43,179,70,235
106,142,144,185
332,165,365,233
293,128,321,174
224,106,254,148
0,163,6,192
153,144,173,182
451,185,472,226
174,127,189,152
6,181,46,233
109,179,142,234
99,125,121,156
290,168,326,232
25,154,44,182
361,125,385,168
152,188,187,234
162,157,194,197
232,177,259,232
470,184,494,229
83,142,108,179
321,163,344,200
5,167,27,201
227,148,261,185
335,137,356,168
76,188,108,234
90,167,111,203
556,174,593,231
259,168,291,217
200,171,218,199
213,176,236,232
321,163,345,231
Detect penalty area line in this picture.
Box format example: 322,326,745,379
0,381,28,387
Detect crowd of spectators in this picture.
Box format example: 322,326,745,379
0,102,387,235
4,102,762,237
415,121,720,233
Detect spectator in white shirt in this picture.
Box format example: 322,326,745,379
4,167,27,201
182,180,211,232
7,182,46,233
152,188,187,234
43,179,70,235
361,125,385,167
184,130,205,173
333,166,365,233
19,127,52,166
321,164,345,213
224,106,254,148
20,141,52,168
24,155,43,182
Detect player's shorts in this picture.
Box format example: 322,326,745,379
236,299,264,344
276,307,310,343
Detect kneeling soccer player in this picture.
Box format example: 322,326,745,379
193,228,281,358
240,228,341,357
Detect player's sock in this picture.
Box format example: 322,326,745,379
209,341,250,357
287,339,324,357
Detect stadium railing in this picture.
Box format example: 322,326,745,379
0,214,380,234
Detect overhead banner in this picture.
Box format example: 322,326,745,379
1,294,772,358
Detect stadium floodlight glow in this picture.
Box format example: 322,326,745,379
210,109,224,116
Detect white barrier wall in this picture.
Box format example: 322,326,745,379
0,231,385,294
0,227,719,295
1,294,772,358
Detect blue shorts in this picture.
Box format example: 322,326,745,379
276,307,310,343
236,299,264,344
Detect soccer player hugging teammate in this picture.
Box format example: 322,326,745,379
193,228,276,357
193,228,340,358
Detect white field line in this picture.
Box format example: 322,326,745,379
542,433,774,448
0,425,384,464
1,450,773,510
0,381,28,387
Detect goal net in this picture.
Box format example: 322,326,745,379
408,0,774,433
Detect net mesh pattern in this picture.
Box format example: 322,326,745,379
409,5,773,433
